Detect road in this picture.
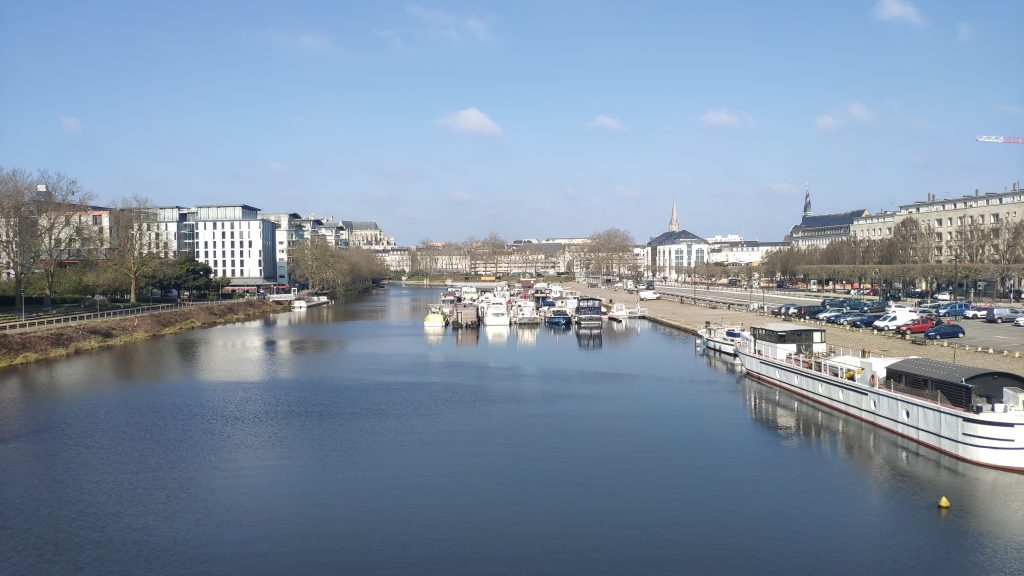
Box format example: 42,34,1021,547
650,283,1024,354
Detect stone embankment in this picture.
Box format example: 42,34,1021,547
586,285,1024,378
0,300,284,368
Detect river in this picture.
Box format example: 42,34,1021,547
1,286,1022,575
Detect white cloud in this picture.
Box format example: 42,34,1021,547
815,114,842,130
269,161,288,174
374,29,404,51
298,34,335,52
588,115,624,130
872,0,922,25
699,108,750,126
60,116,80,133
956,21,974,43
437,107,503,135
406,4,490,43
450,190,473,203
463,17,490,41
847,101,873,121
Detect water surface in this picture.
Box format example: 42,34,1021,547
2,287,1022,575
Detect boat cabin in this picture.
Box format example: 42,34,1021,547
885,358,1024,412
749,323,827,360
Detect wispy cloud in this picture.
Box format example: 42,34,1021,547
588,115,624,130
872,0,923,25
437,107,503,135
60,116,80,133
269,161,289,174
1002,104,1024,117
298,34,335,52
450,190,473,203
374,29,404,51
846,101,873,121
406,4,491,43
699,108,752,126
815,114,842,130
956,21,974,43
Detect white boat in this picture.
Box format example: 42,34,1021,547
608,302,646,321
698,324,747,356
510,300,541,324
424,304,446,327
482,303,510,326
292,295,331,309
573,297,603,328
736,323,1024,471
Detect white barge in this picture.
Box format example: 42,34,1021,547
737,323,1024,472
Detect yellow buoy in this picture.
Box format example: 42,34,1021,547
938,496,950,509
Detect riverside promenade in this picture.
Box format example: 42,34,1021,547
581,283,1024,378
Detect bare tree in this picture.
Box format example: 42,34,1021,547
0,167,40,309
588,227,635,278
107,194,157,303
34,170,96,306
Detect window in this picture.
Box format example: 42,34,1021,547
935,233,942,242
947,218,952,227
957,216,964,226
934,219,942,227
991,213,1000,224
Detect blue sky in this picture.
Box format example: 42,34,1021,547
1,0,1021,246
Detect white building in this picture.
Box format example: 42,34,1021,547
647,230,710,281
191,205,277,283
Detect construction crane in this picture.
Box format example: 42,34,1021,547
976,135,1024,144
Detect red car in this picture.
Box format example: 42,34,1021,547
895,317,936,335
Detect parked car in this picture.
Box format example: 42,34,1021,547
924,323,966,339
799,306,827,319
638,290,660,301
839,311,872,325
985,307,1023,323
828,311,860,325
843,299,866,311
937,302,971,317
933,291,954,301
916,299,942,309
895,317,937,336
776,281,790,289
850,314,885,328
821,298,846,308
962,304,993,319
817,307,847,320
771,303,798,316
1014,316,1024,327
906,289,931,299
645,281,655,290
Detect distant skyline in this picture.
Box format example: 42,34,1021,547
1,0,1021,245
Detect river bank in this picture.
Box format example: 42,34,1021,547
0,300,285,368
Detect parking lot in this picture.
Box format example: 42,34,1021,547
656,284,1024,354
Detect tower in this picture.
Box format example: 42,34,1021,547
803,180,812,217
669,198,679,232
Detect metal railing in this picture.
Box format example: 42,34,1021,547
0,300,233,334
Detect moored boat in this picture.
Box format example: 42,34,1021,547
736,323,1024,471
424,304,447,327
482,303,510,326
545,308,572,327
698,324,747,356
573,297,603,328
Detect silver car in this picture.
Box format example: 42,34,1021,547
986,307,1023,323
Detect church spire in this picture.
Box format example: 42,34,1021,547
803,180,812,217
669,198,679,232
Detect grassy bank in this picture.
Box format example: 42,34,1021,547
0,300,286,368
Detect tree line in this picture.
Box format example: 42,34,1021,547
760,217,1024,293
1,167,385,308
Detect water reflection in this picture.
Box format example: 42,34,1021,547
424,326,445,346
735,367,1024,547
452,328,479,347
483,325,509,345
515,325,538,349
575,327,603,350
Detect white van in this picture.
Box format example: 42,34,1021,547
638,290,660,301
872,309,920,331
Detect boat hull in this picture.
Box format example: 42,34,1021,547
737,350,1024,472
702,336,737,356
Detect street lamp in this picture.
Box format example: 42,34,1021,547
20,289,25,321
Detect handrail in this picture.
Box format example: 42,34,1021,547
0,300,235,334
